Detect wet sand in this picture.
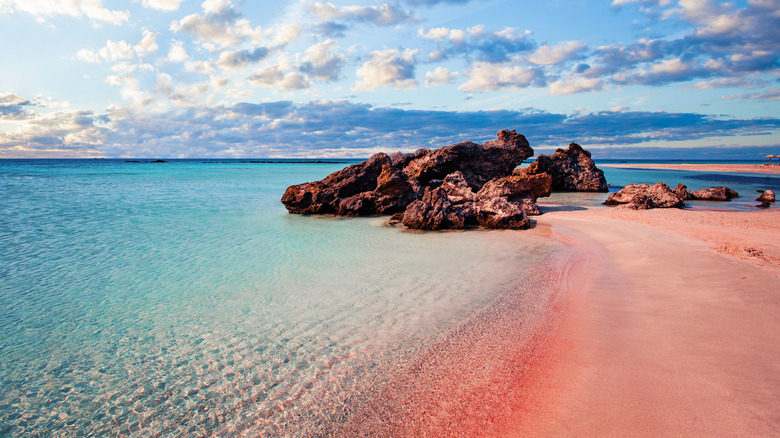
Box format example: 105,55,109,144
522,205,780,436
601,162,780,174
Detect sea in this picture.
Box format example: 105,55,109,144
1,158,778,437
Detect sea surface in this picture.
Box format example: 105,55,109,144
1,158,777,437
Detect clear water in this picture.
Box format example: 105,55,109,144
0,159,566,437
2,158,776,436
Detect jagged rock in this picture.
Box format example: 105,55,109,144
402,130,533,189
399,170,548,230
689,186,739,201
282,130,534,219
440,171,476,204
604,183,685,209
673,183,691,200
672,184,739,201
524,142,608,192
756,190,775,203
473,197,531,229
475,172,552,216
401,187,474,230
282,130,612,229
282,153,391,214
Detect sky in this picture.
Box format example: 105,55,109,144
0,0,778,159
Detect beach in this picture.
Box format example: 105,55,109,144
519,188,780,435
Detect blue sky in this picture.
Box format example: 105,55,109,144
0,0,778,158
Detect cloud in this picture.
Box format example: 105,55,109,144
2,94,779,158
167,40,189,63
355,48,419,90
135,29,159,56
140,0,183,12
424,67,458,86
247,66,311,90
459,62,542,91
217,47,270,70
310,2,417,26
722,87,780,101
78,31,160,64
0,0,129,24
549,76,602,95
170,1,261,48
419,25,534,62
0,93,33,120
529,41,587,65
299,40,346,81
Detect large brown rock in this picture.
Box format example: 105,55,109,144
281,130,534,218
402,130,533,189
604,183,685,209
475,172,552,216
401,187,474,230
525,143,608,192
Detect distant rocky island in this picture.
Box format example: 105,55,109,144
281,129,747,229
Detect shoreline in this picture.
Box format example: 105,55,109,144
600,162,780,175
520,205,780,436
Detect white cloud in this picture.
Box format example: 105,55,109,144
171,5,261,48
529,41,586,65
300,40,346,81
167,40,189,63
134,29,159,56
424,67,457,86
0,0,129,24
202,0,231,14
354,48,419,90
99,40,134,61
140,0,183,12
248,65,311,90
458,62,540,91
549,77,602,95
77,48,101,63
309,2,417,26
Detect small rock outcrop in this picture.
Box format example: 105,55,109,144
675,184,739,201
606,183,741,209
756,190,775,208
524,143,608,192
603,183,685,209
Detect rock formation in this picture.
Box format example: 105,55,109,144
282,130,607,229
756,190,775,208
604,183,686,209
673,184,739,201
606,183,741,209
523,142,608,192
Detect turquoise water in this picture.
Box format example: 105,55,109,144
1,158,777,436
1,159,566,437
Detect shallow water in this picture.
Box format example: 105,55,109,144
0,160,563,436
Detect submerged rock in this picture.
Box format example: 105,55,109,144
524,142,608,192
604,183,685,209
756,190,775,203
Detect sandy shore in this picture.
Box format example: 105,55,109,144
601,162,780,174
521,204,780,436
